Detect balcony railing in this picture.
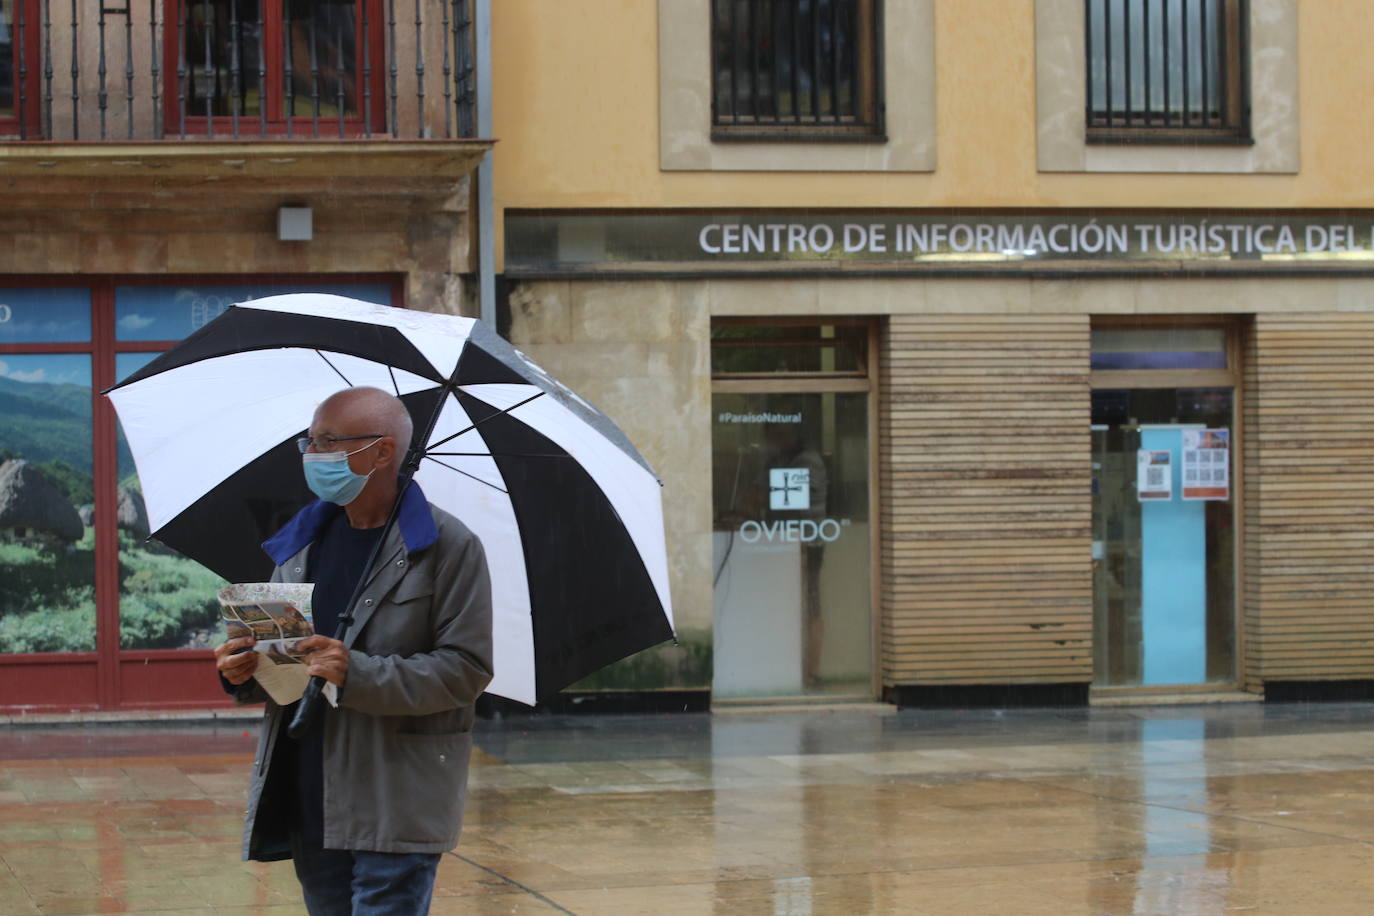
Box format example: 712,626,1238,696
0,0,477,141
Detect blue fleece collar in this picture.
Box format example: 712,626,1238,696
261,480,439,566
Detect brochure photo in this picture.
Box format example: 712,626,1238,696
217,583,335,707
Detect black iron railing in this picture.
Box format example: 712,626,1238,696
710,0,884,142
1085,0,1249,142
1,0,476,140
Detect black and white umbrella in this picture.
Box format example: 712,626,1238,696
106,293,674,705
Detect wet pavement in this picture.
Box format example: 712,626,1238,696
5,700,1374,914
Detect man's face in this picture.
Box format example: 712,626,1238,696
307,399,385,473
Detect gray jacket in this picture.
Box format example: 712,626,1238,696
235,484,494,859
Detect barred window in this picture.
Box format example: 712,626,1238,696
1086,0,1250,144
173,0,385,134
711,0,884,142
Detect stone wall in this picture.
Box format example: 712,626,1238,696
504,278,713,690
0,172,474,315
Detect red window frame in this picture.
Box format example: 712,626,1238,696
0,0,41,137
161,0,387,138
0,274,404,712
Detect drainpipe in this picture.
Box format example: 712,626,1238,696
476,0,496,330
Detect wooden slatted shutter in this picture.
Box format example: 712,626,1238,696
880,314,1094,686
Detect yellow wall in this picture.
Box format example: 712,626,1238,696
492,1,1374,219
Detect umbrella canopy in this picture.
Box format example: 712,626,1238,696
106,293,674,705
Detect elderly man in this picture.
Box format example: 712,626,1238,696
213,386,493,915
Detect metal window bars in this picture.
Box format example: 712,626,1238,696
710,0,884,140
1085,0,1249,139
3,0,478,140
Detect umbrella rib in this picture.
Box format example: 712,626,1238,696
387,365,401,397
427,391,546,452
427,451,572,459
314,350,353,386
421,455,509,494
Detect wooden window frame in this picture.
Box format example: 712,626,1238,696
710,0,886,144
162,0,387,138
0,0,41,137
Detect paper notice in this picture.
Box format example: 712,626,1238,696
1137,449,1173,501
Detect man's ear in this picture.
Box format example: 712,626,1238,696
375,436,399,469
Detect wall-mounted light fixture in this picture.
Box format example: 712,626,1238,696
277,206,313,242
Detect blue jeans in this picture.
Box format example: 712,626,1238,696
290,832,441,916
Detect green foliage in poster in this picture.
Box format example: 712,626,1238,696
117,533,225,649
0,532,97,652
0,529,224,653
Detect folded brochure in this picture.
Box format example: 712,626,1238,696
218,583,337,708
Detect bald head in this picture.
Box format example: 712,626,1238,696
314,387,413,464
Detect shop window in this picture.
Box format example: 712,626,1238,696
711,323,868,375
111,283,388,650
167,0,385,134
0,278,393,708
0,336,96,653
710,0,884,142
710,320,875,698
1085,0,1250,144
1091,327,1227,370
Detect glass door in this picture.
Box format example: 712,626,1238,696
709,320,875,699
711,391,871,697
1091,387,1236,686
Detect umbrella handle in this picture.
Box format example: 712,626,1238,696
287,677,327,738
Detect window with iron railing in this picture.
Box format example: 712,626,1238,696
711,0,884,142
1086,0,1249,144
171,0,383,135
0,0,476,140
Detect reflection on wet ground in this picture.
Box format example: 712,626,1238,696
5,701,1374,913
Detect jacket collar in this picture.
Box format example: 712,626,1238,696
261,479,439,566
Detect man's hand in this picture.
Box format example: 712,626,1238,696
215,636,259,686
298,635,350,687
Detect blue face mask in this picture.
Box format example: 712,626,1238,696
301,440,379,506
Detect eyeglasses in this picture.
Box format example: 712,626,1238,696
296,434,385,454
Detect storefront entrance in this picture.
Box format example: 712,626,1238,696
1090,325,1239,689
709,321,876,699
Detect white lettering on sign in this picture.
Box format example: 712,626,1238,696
717,411,801,424
699,223,839,256
695,219,1368,260
738,518,847,544
0,304,11,323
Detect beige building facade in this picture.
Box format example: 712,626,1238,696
491,0,1374,704
5,0,1372,710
